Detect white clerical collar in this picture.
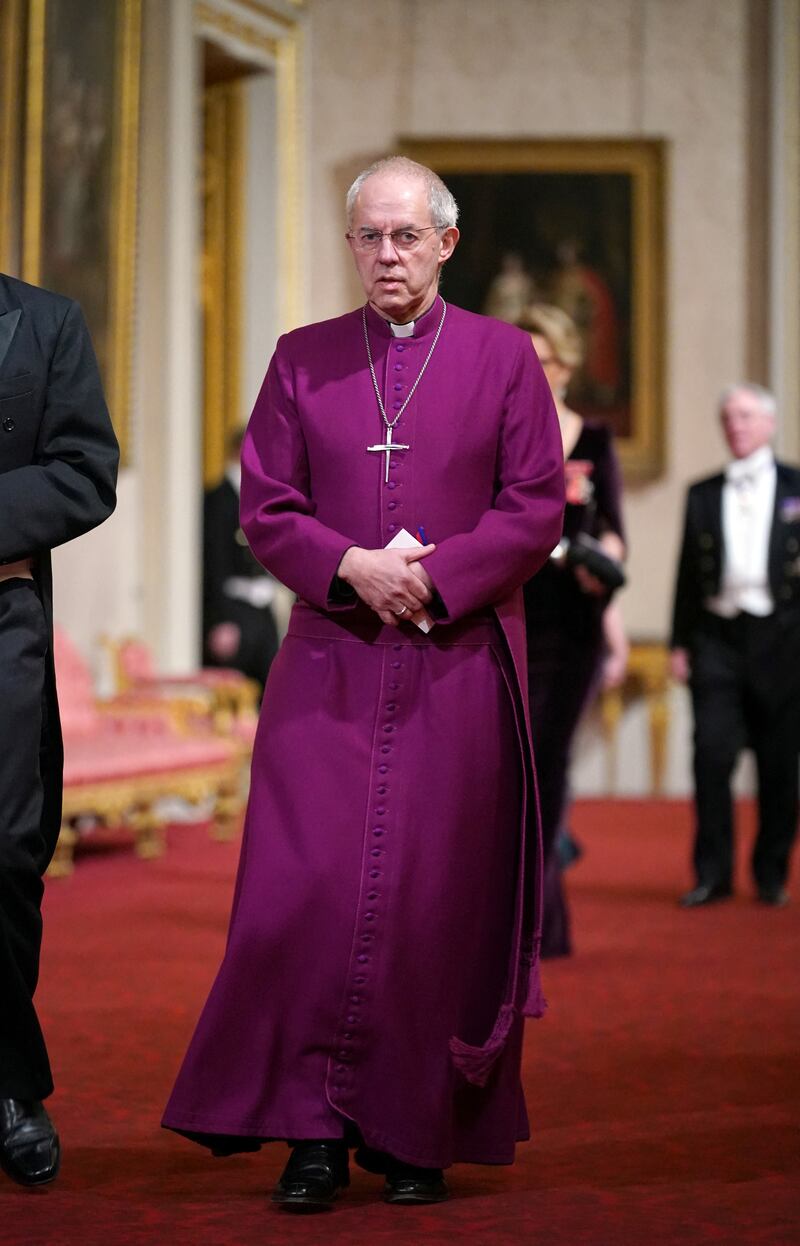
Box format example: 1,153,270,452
726,444,774,483
389,319,415,338
225,462,242,494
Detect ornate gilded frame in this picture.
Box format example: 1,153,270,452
399,139,666,482
23,0,142,463
0,0,23,272
202,80,246,486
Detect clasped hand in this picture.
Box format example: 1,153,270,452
337,544,435,627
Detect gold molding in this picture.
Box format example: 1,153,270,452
196,1,306,336
276,25,303,331
231,0,300,30
108,0,142,468
0,0,23,271
399,138,666,482
195,1,279,57
22,0,46,283
202,81,246,487
23,0,142,466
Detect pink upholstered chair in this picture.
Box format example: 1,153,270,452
52,629,244,876
110,637,258,742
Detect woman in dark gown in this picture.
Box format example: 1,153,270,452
518,305,626,957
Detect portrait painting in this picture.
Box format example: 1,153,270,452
24,0,141,460
400,140,665,480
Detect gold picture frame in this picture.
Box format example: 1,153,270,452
23,0,142,463
0,0,23,271
202,79,245,488
399,139,666,481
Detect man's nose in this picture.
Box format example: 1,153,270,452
376,235,400,261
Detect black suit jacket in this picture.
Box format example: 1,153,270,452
202,477,266,634
670,462,800,649
0,272,119,859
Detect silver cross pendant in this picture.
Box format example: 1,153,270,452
367,425,410,484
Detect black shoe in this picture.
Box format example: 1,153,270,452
679,883,732,908
757,886,789,907
271,1140,349,1212
557,829,584,870
0,1099,60,1187
383,1160,449,1205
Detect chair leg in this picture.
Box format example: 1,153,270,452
46,823,78,879
209,775,242,842
130,804,167,860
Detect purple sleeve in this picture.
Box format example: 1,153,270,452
422,335,565,622
239,337,357,611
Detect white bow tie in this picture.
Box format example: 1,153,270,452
728,462,762,488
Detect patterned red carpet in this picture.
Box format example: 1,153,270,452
4,800,799,1246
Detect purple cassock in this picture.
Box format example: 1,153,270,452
163,297,564,1168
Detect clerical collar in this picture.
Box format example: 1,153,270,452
366,295,443,340
726,444,774,483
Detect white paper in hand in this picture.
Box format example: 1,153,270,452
384,528,435,633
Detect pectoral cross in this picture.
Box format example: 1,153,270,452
367,426,410,484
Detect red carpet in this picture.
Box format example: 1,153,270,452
4,800,799,1245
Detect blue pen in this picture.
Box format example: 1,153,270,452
417,526,429,545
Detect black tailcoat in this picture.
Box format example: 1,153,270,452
1,273,118,1098
203,477,278,686
670,462,800,893
671,464,800,651
0,273,119,862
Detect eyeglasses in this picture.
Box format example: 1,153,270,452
347,226,439,253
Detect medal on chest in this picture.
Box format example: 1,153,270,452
363,300,447,483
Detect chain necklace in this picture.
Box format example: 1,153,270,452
364,298,447,483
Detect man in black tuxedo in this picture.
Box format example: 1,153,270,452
203,428,278,690
0,273,118,1184
670,383,800,908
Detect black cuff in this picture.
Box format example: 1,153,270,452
329,575,358,605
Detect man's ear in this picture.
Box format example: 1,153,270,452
439,227,460,264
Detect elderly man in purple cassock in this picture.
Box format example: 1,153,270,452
163,156,564,1211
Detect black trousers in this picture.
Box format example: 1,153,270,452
0,579,53,1099
527,626,604,957
689,610,800,892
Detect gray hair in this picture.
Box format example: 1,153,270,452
346,156,459,232
718,382,777,418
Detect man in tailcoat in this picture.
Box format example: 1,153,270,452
670,383,800,908
203,427,278,689
164,157,564,1211
0,273,118,1185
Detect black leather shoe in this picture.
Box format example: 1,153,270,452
0,1099,60,1187
679,883,732,908
757,886,789,907
383,1160,449,1205
271,1140,349,1212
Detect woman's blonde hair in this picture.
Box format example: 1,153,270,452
516,303,583,369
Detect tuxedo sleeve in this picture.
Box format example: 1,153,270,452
421,334,565,622
240,336,357,611
0,300,118,562
202,489,235,632
670,489,698,649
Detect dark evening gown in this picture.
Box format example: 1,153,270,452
524,421,625,957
